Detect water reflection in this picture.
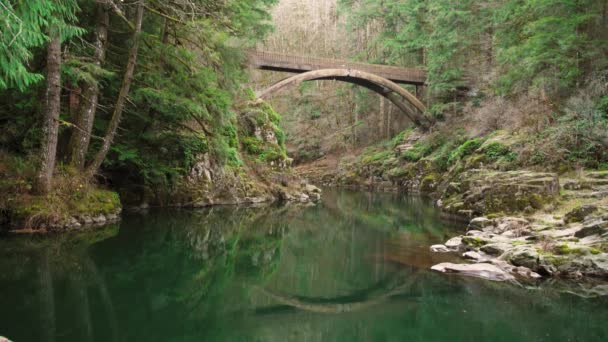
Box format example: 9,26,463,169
0,190,607,341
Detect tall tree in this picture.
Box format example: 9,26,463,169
35,28,62,194
34,0,83,194
68,1,110,169
86,1,144,176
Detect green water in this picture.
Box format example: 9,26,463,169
0,189,607,342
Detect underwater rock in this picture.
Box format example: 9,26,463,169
431,262,515,282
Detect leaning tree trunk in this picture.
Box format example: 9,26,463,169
35,30,62,194
68,2,110,169
86,2,144,176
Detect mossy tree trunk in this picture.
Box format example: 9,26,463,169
68,2,110,170
35,29,62,194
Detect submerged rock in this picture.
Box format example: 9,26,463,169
431,262,515,282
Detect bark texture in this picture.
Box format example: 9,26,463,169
35,31,62,194
68,2,110,169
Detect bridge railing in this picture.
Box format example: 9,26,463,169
248,50,426,85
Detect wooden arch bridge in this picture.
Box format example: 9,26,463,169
249,50,434,129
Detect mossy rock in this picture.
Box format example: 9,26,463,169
420,173,440,193
462,236,488,248
8,189,121,229
445,170,560,216
387,165,415,181
564,205,598,223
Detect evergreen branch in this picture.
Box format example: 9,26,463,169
107,0,136,31
56,119,106,141
144,4,184,24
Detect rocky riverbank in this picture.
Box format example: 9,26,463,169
298,129,608,282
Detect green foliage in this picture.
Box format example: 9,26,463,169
339,0,480,100
494,0,605,94
448,138,482,165
339,0,607,102
387,129,413,148
528,91,608,169
553,244,585,256
0,0,84,91
483,142,517,162
242,137,265,155
598,96,608,117
272,124,286,148
222,124,239,149
362,151,393,165
401,142,434,162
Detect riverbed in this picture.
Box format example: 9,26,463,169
0,189,606,341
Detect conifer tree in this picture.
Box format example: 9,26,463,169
32,0,84,194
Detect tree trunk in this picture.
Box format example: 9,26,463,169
35,30,62,194
387,105,393,138
86,2,144,176
68,2,110,169
379,96,385,140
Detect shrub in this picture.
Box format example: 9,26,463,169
447,138,483,165
483,142,517,162
400,141,434,162
362,151,393,165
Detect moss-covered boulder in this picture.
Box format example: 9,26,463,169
565,204,599,223
441,170,560,217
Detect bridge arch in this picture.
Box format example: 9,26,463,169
257,68,434,129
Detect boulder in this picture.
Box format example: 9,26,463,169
574,219,608,238
92,214,106,224
445,237,463,250
430,244,450,253
79,215,93,225
480,243,511,256
583,255,608,278
308,192,321,202
441,170,559,216
463,251,486,262
66,217,81,229
506,246,540,271
469,217,493,230
565,205,598,224
298,193,310,203
431,262,515,281
304,184,322,194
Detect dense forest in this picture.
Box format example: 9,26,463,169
2,1,608,340
0,0,319,229
0,0,607,230
257,0,607,168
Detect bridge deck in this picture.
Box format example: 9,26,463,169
248,51,426,85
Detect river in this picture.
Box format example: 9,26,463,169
0,189,606,341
